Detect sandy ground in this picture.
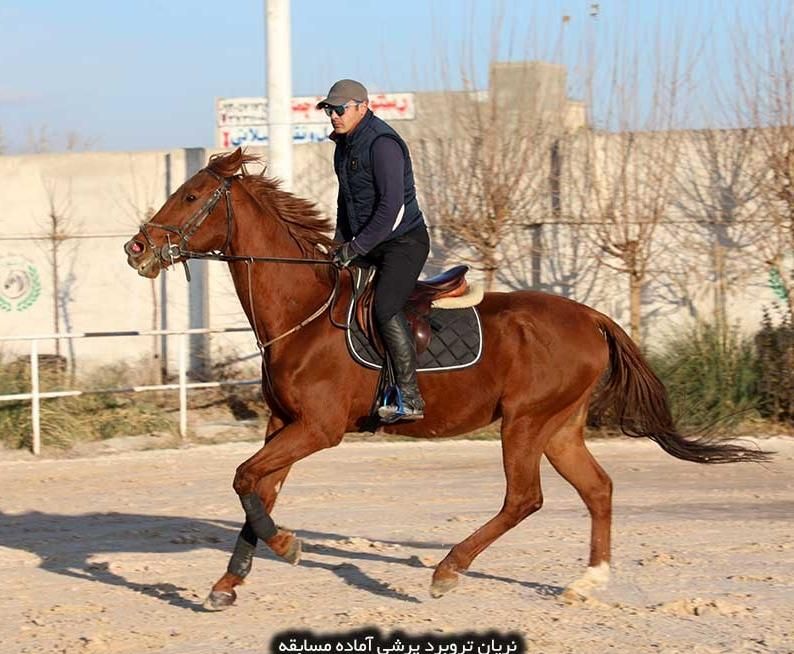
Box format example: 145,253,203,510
0,436,792,654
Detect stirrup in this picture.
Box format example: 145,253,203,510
378,385,424,423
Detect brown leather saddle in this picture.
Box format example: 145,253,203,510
355,265,470,356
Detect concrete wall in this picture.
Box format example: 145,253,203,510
0,144,341,373
0,150,189,366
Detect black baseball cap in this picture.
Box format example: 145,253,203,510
316,79,368,109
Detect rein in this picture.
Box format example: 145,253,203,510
244,261,345,351
138,167,349,351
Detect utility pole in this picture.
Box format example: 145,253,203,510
266,0,293,191
186,148,210,380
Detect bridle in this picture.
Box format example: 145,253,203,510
137,168,334,281
137,168,234,282
134,167,353,352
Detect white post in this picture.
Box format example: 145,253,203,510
30,340,41,455
179,333,188,440
266,0,293,190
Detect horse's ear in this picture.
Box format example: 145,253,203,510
232,146,243,158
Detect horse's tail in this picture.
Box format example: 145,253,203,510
595,315,772,464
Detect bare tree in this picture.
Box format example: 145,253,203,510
670,128,763,328
27,126,52,154
733,3,794,317
416,64,569,291
115,155,166,383
594,133,680,345
566,20,695,346
39,178,81,367
409,2,574,291
541,130,606,303
65,130,99,152
25,125,97,154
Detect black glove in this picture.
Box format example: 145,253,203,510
332,241,357,268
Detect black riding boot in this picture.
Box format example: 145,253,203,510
377,312,425,421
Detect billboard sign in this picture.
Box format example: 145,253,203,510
216,93,415,148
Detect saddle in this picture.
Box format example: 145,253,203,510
354,265,482,356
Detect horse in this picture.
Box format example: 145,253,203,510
123,148,770,610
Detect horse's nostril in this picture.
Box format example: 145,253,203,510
126,240,144,255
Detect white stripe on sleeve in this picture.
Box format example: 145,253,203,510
391,204,405,232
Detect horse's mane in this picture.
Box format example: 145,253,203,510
207,149,335,258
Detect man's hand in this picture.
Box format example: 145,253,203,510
332,241,357,268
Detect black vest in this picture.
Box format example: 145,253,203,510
332,110,423,243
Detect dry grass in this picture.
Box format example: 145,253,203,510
2,349,788,454
0,354,269,451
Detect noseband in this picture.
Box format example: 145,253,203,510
138,168,234,281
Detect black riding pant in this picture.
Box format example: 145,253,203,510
362,225,430,326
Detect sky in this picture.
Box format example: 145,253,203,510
0,0,779,154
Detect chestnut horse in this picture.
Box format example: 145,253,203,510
124,149,768,610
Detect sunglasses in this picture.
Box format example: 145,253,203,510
323,101,362,117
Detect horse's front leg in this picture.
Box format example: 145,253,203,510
205,416,344,610
207,416,296,609
205,464,294,610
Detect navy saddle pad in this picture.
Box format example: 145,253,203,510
346,304,483,372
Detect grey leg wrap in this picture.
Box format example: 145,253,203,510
227,521,257,578
239,493,278,541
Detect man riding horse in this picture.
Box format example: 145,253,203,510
123,145,771,610
319,79,430,422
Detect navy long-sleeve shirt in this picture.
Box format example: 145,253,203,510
347,136,406,255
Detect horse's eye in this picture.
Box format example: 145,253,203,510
186,194,197,202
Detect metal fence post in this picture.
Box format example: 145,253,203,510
30,339,40,455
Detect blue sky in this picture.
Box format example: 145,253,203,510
0,0,777,153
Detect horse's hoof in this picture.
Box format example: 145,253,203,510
203,589,236,611
282,537,302,566
271,530,302,565
561,587,588,604
429,574,459,598
562,563,610,603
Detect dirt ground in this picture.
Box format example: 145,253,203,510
0,435,792,654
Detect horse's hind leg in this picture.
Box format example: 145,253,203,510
430,412,548,598
544,402,613,599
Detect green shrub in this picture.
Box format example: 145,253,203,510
755,307,794,424
647,322,759,430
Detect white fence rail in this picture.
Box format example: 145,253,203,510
0,327,259,455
